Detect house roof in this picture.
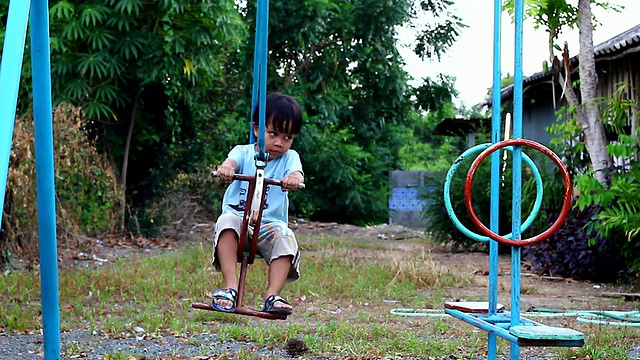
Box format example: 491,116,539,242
432,117,491,136
482,23,640,106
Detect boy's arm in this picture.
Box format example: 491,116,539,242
216,159,238,182
281,171,304,190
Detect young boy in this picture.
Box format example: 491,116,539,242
212,92,304,315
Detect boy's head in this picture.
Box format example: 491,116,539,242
252,93,303,159
252,92,303,136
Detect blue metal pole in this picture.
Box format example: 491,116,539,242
510,0,525,359
446,309,520,344
0,0,31,223
249,0,264,144
257,0,269,158
488,0,503,358
30,0,61,358
249,0,269,162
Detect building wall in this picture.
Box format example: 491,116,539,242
518,51,639,145
596,52,640,132
521,93,563,145
388,170,434,229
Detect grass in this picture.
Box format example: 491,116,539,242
1,234,640,359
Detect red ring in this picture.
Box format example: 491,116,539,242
464,139,572,247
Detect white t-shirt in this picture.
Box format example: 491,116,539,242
221,144,303,224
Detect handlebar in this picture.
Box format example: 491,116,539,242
212,171,305,189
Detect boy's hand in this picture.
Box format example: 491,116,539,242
215,160,237,183
281,171,304,191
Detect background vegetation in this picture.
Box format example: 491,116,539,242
1,0,640,285
424,84,640,284
1,0,466,260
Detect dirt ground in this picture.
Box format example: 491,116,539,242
288,220,639,313
6,219,640,359
64,218,640,314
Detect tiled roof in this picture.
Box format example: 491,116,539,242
482,24,640,106
594,23,640,56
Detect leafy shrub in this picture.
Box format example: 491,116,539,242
574,160,640,275
538,87,640,280
595,167,640,270
2,105,124,264
521,205,626,282
144,165,226,236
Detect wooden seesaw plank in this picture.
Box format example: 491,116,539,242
444,301,505,313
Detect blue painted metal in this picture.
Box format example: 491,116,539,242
30,0,61,358
0,0,30,220
249,0,269,161
1,1,61,358
488,1,503,356
443,144,543,242
509,1,525,358
447,308,585,347
445,309,520,344
443,0,585,358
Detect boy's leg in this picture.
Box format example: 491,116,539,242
212,212,243,310
265,255,294,311
213,229,239,310
256,222,300,312
216,229,239,289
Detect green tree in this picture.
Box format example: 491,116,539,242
48,0,247,207
401,74,468,172
237,0,465,224
2,0,466,228
504,0,622,186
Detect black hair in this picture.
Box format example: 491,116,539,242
253,92,303,135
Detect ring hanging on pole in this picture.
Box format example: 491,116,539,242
464,139,572,247
444,143,544,242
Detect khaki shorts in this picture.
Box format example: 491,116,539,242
212,212,300,282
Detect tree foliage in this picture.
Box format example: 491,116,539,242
47,0,248,206
1,0,465,230
238,0,464,224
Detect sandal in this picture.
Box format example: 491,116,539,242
262,294,292,315
212,288,238,313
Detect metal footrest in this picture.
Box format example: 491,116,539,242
510,324,585,347
191,302,287,320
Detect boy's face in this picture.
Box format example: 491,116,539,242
253,122,296,160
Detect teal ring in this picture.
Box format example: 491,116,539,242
444,143,543,242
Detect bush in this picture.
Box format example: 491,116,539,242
2,105,124,265
574,165,640,276
521,205,627,282
143,166,226,236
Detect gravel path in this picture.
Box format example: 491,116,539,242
2,330,640,359
0,331,293,359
